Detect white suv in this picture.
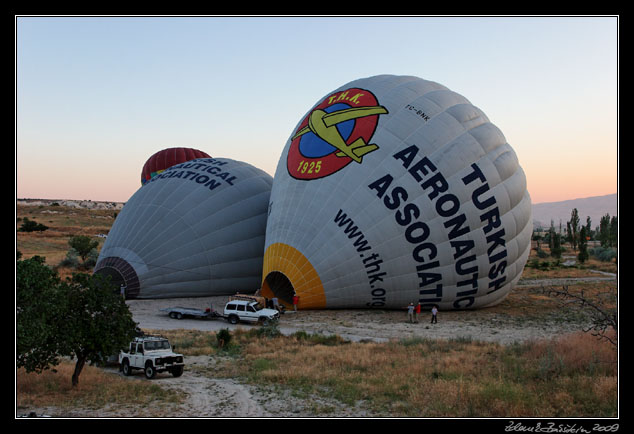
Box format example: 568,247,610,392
224,300,280,325
119,336,184,379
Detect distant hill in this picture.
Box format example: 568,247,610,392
17,198,125,210
17,195,618,232
532,193,617,229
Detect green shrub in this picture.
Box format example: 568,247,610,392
216,328,232,348
59,249,81,268
18,217,48,232
590,247,617,262
251,322,282,338
291,331,348,346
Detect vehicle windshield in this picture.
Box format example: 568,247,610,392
251,302,263,311
144,340,170,351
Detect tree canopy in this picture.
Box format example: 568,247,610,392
16,256,138,386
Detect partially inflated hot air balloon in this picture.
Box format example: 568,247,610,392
141,147,211,185
95,157,272,299
262,74,531,311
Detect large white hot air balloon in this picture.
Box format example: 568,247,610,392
95,157,273,299
261,74,531,310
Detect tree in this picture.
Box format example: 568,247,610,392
551,230,563,259
17,257,138,387
16,256,65,373
59,273,138,386
609,215,618,248
598,214,611,247
532,230,542,250
598,214,619,248
543,285,617,346
568,208,580,251
585,216,593,240
566,221,572,245
548,220,555,251
577,226,589,263
547,221,563,259
68,235,99,264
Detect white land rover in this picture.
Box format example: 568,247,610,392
223,299,280,325
119,336,184,379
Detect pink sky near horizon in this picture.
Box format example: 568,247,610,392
15,107,618,206
15,149,618,205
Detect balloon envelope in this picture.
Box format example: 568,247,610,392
95,157,273,299
141,147,211,185
262,75,531,310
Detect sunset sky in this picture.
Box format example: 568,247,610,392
16,16,618,204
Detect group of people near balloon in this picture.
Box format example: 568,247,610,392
406,302,439,324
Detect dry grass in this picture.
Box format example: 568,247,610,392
19,328,616,417
16,359,184,413
151,328,219,356
525,331,618,375
16,204,113,268
203,329,618,417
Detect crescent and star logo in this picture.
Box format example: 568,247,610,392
287,88,388,180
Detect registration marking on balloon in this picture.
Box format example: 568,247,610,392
287,88,388,180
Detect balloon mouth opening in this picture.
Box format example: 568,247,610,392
94,256,140,299
263,271,295,305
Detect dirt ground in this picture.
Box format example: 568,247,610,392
19,272,616,419
124,289,587,346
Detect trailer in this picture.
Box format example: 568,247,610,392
160,305,222,320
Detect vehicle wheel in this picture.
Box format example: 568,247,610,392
171,366,184,377
176,312,183,320
259,317,270,326
122,359,132,376
144,363,156,379
169,312,177,319
228,315,239,325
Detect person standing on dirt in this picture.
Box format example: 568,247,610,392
431,305,438,324
406,302,415,323
292,293,299,312
414,302,421,323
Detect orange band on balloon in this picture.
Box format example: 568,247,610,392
261,243,326,309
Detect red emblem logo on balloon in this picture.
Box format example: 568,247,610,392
287,88,388,180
